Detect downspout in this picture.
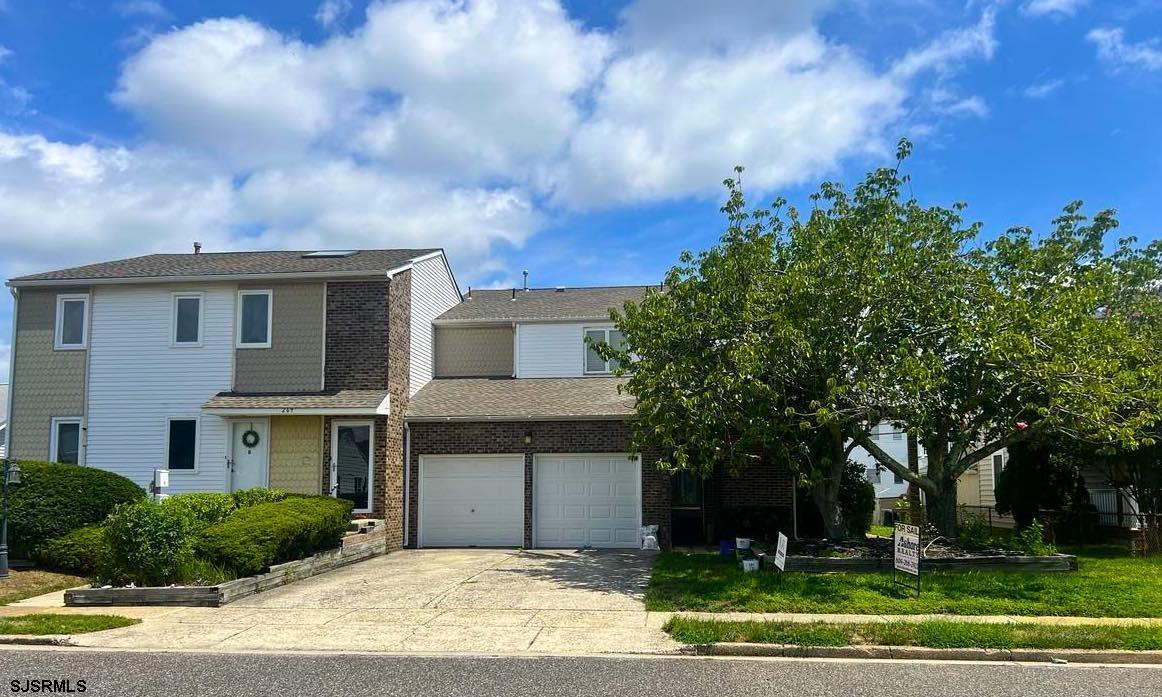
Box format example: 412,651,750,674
4,288,17,458
403,421,411,546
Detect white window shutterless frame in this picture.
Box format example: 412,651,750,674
583,327,624,375
50,417,84,464
54,294,89,350
171,293,204,347
236,290,272,349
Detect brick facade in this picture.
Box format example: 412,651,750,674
319,273,411,550
325,280,390,390
407,419,671,549
700,459,797,543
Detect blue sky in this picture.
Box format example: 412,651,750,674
0,0,1160,382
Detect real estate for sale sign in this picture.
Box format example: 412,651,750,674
894,523,921,576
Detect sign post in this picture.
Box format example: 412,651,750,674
892,522,921,596
774,532,788,572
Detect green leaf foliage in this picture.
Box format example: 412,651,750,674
7,461,145,559
231,487,289,508
102,500,197,587
32,524,108,576
162,492,237,529
195,496,353,577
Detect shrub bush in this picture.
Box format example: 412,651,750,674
196,496,353,577
231,487,289,509
162,492,236,528
8,461,145,559
32,524,108,575
1015,520,1057,556
102,500,196,586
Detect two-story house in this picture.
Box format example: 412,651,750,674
403,286,797,549
4,249,460,550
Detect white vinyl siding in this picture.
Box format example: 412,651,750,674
408,254,460,395
86,284,234,493
517,322,615,378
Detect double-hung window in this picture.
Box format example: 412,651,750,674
54,294,89,350
583,327,625,375
166,418,198,471
236,290,272,349
50,417,83,464
172,293,204,346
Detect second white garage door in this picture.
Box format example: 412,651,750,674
419,454,524,547
534,453,641,548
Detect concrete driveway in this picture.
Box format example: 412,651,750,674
69,549,680,654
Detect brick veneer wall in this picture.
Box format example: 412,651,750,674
407,420,670,549
319,273,411,551
701,459,796,542
325,280,389,390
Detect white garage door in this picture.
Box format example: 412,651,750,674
419,455,524,547
534,453,641,549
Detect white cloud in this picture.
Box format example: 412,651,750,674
115,0,172,20
554,33,904,206
618,0,834,50
1024,77,1065,97
928,89,989,117
1087,26,1162,72
315,0,351,29
890,5,998,80
1021,0,1087,18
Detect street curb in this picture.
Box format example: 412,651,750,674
0,635,76,647
685,643,1162,664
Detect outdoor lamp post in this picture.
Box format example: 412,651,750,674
0,459,22,580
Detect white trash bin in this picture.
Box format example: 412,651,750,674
640,525,660,551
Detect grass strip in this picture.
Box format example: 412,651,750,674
0,614,139,635
663,617,1162,651
0,570,85,606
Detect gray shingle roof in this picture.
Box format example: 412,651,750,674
406,377,634,421
203,390,390,413
437,286,655,322
10,249,440,284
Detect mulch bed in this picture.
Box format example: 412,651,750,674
787,537,1025,560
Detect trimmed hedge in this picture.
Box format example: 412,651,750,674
33,524,108,575
196,496,353,577
232,487,289,509
8,461,145,559
162,492,237,528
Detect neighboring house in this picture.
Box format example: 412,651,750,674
0,383,8,459
852,423,926,523
5,249,460,551
403,286,796,549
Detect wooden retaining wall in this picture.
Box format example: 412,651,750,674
65,528,387,608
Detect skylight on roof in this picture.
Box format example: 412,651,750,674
302,250,358,258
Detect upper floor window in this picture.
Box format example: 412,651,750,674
54,294,89,350
50,417,83,464
992,452,1005,473
236,290,272,349
172,293,204,347
584,327,625,374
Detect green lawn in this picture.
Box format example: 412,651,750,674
0,614,138,635
0,570,85,606
663,617,1162,650
868,525,894,539
646,545,1162,617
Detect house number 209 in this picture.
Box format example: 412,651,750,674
280,407,295,414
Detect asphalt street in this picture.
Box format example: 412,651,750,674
1,649,1161,697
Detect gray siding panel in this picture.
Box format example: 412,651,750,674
9,287,88,460
434,325,513,377
234,282,325,393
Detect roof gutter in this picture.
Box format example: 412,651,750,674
7,269,395,289
432,317,614,326
404,414,631,423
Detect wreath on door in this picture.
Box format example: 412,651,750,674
241,428,261,449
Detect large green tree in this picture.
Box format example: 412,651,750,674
602,140,1162,538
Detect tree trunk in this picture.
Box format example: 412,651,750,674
811,478,845,539
927,482,959,538
906,432,922,524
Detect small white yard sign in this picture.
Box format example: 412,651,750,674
894,523,921,576
774,532,788,571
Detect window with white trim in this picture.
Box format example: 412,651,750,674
992,452,1005,473
50,417,83,464
236,290,272,348
54,294,89,350
172,293,203,346
166,418,198,470
584,327,625,374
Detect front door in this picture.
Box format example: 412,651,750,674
230,419,269,491
331,421,373,513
